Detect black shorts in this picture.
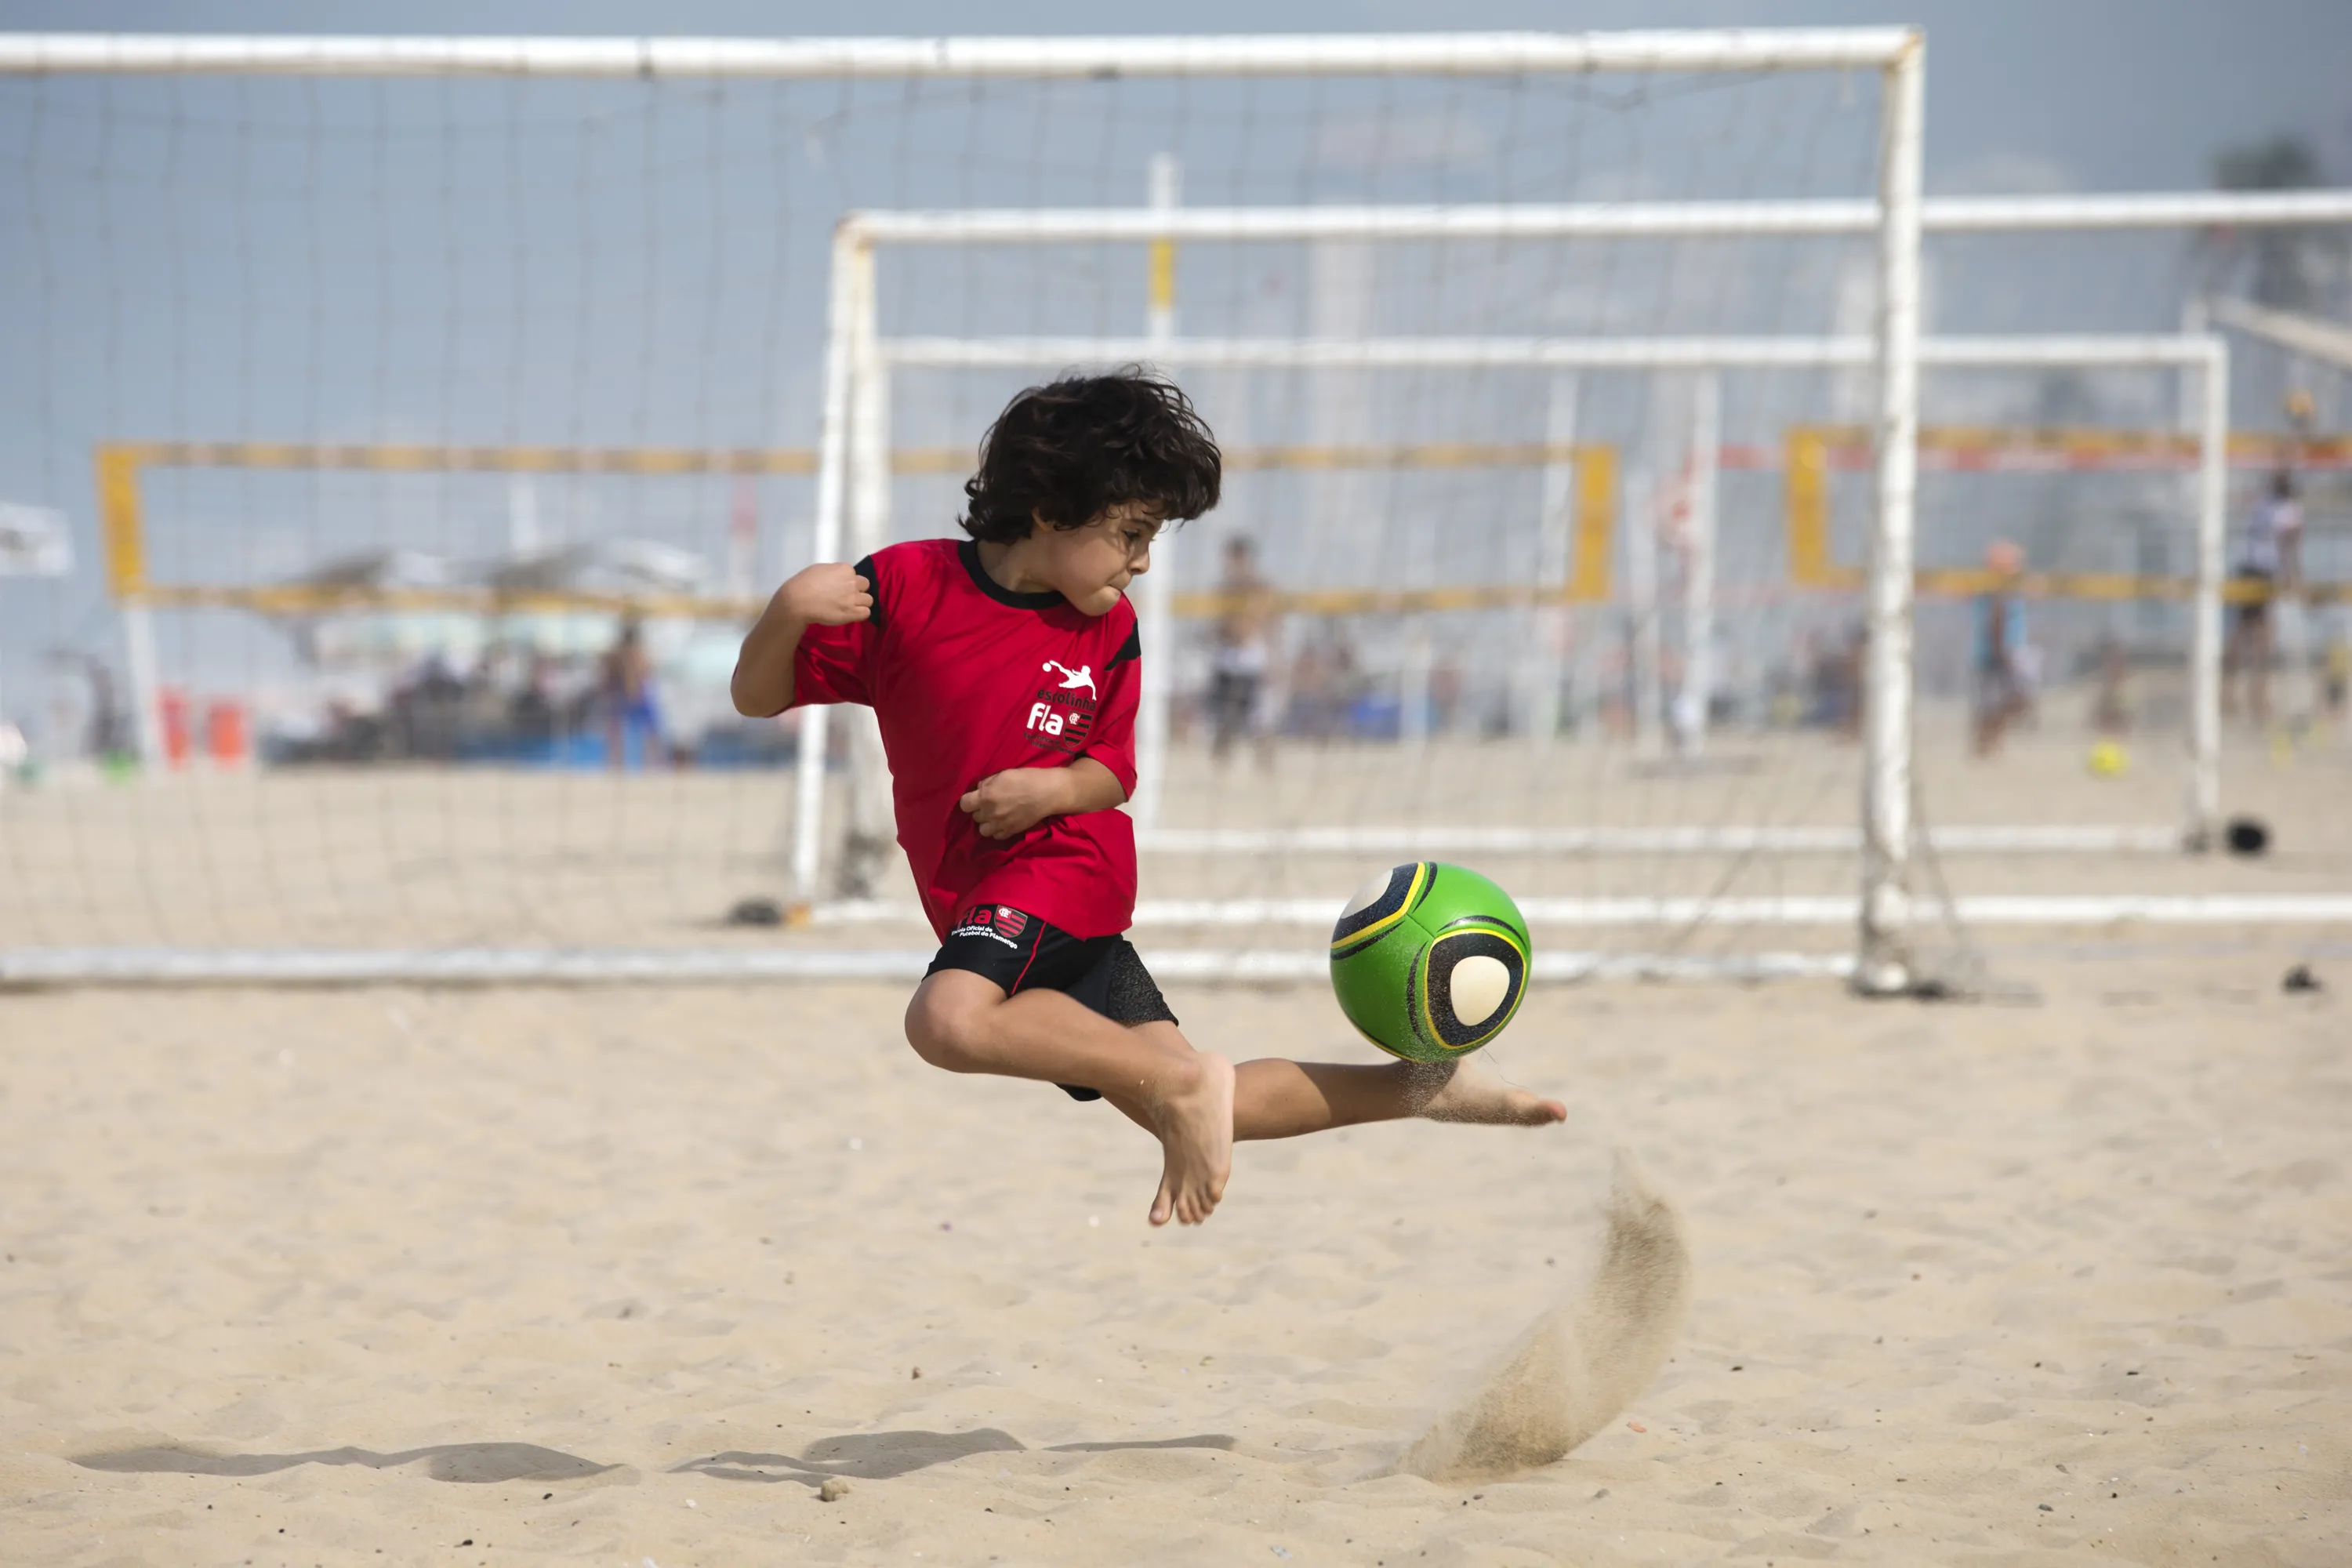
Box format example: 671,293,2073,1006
925,903,1177,1102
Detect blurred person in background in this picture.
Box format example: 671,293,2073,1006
2223,470,2303,726
602,618,666,770
2091,634,2132,735
1973,539,2033,757
1207,535,1279,768
2323,612,2349,724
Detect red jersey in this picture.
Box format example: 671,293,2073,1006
789,537,1142,941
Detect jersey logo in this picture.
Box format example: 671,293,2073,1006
1024,659,1102,757
993,906,1028,938
1042,659,1098,699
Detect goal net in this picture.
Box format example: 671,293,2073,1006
20,29,2267,986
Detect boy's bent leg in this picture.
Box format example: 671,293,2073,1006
906,971,1234,1226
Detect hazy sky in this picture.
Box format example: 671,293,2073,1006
2,0,2346,194
0,2,2343,731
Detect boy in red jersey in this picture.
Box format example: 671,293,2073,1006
732,372,1563,1227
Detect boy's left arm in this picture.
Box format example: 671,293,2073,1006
960,757,1126,840
960,625,1141,840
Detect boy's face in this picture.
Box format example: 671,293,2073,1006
1038,500,1163,617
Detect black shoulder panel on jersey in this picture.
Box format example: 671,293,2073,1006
1109,621,1142,666
854,554,882,636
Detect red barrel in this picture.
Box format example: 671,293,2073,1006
158,688,192,768
206,700,249,766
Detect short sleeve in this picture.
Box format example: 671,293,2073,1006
1080,619,1142,799
788,556,882,709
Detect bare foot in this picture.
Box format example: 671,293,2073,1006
1414,1059,1567,1126
1147,1051,1236,1226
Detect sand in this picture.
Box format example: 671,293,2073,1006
2,937,2347,1565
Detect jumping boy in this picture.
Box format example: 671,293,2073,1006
731,372,1563,1229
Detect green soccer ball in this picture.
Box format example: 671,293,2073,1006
1328,862,1530,1063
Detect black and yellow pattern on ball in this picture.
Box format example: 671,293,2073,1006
1328,861,1434,960
1414,922,1530,1052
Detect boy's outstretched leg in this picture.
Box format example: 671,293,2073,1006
1228,1055,1566,1139
906,971,1235,1225
1098,1036,1564,1142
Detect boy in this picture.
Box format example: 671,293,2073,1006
732,372,1563,1229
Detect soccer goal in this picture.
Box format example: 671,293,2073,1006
793,180,2352,985
5,31,2349,989
812,212,2245,971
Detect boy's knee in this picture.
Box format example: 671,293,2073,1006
905,979,994,1073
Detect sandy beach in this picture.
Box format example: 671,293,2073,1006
2,935,2346,1565
4,711,2347,962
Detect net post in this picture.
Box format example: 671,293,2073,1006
1132,154,1181,829
2186,336,2228,851
1855,30,1924,996
121,605,164,771
95,443,166,769
792,223,870,905
1627,467,1664,756
1526,373,1580,751
1676,371,1721,754
1569,443,1616,737
838,239,897,897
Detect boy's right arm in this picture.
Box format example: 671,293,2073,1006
730,561,874,717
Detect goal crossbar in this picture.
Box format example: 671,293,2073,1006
850,189,2352,245
880,334,2217,370
0,31,1918,77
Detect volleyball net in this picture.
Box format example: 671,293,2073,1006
2,31,2349,985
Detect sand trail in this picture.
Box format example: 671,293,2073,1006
1402,1151,1693,1482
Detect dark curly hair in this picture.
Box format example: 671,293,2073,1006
960,368,1222,543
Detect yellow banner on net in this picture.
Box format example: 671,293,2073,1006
1781,425,2350,603
104,429,2335,616
94,438,1624,620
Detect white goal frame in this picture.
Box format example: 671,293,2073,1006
11,33,2352,989
54,24,2325,996
818,308,2232,883
794,42,1928,996
814,186,2318,991
2,26,1936,987
804,183,2352,981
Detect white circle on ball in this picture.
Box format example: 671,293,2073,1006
1340,868,1393,920
1449,953,1511,1026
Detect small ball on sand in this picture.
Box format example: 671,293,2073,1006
818,1478,851,1502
